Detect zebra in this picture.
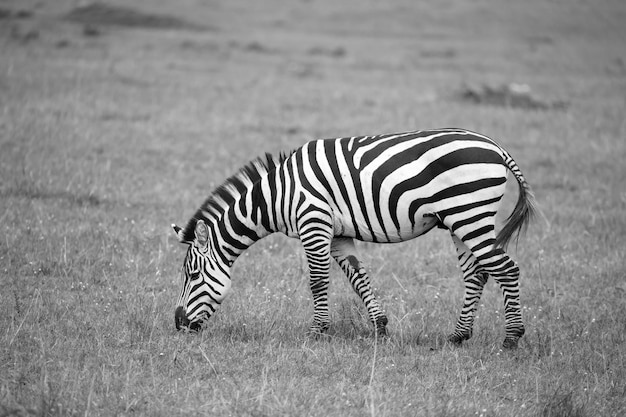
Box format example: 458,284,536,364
172,128,537,349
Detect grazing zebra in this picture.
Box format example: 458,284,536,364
172,128,536,348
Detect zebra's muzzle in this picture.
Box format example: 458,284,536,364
175,306,190,330
175,306,189,330
175,307,202,332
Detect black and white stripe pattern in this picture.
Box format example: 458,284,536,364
172,128,536,348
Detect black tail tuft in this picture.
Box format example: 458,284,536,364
495,180,537,249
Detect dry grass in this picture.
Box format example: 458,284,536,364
1,0,625,415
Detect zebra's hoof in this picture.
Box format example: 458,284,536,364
502,337,520,349
307,323,329,338
447,332,471,346
375,316,388,338
375,326,388,338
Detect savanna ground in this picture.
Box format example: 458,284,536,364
1,0,625,416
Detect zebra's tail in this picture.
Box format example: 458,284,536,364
495,153,538,249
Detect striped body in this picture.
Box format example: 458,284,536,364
173,129,536,348
285,130,509,243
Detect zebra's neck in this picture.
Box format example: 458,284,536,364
215,173,279,264
183,153,291,267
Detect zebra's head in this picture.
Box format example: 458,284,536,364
171,219,232,332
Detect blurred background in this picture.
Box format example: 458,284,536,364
1,0,625,415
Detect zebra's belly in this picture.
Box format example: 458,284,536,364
332,209,440,243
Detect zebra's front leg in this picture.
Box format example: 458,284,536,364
308,272,331,335
331,237,388,337
299,220,334,335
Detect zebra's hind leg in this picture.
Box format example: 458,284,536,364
469,244,525,349
448,233,489,346
444,207,525,348
479,250,525,349
331,237,388,337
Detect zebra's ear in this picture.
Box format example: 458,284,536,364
194,220,210,247
171,223,191,245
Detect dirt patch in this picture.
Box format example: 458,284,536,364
307,46,347,58
1,185,103,208
64,2,206,31
458,82,568,110
0,7,33,20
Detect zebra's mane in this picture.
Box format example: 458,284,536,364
180,151,293,243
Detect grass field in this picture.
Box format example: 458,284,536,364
1,0,625,415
